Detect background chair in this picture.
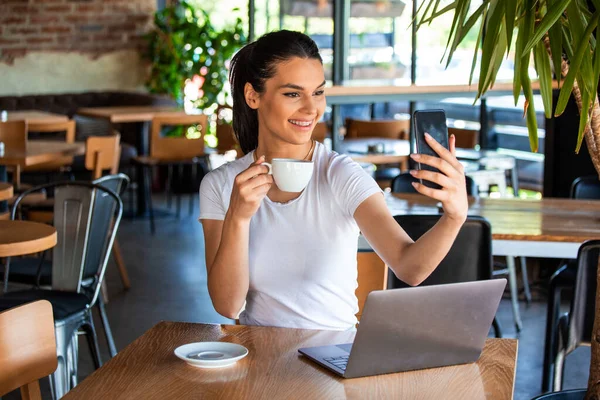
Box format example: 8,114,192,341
23,120,76,177
0,120,27,189
0,180,123,399
355,252,388,321
133,114,209,234
345,118,409,139
391,172,478,196
448,127,478,149
0,300,57,400
388,214,502,337
541,176,600,392
543,240,598,392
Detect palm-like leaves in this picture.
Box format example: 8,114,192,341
416,0,600,153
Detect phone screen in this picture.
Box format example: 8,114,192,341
413,110,449,189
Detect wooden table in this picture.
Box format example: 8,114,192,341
63,322,517,400
4,110,69,124
0,141,85,167
0,183,12,201
0,220,57,257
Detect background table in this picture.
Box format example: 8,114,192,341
4,110,69,125
63,322,517,400
0,220,56,257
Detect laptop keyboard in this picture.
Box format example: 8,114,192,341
324,355,349,371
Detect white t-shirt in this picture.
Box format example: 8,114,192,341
198,142,382,330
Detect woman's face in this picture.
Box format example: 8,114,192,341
250,57,326,146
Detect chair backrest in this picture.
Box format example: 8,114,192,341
312,122,329,143
448,127,478,149
150,114,208,160
346,119,409,140
84,174,129,288
10,181,123,306
0,300,57,399
570,175,600,200
391,172,478,196
85,134,121,179
0,120,27,153
566,240,600,348
388,215,492,288
27,120,76,144
356,252,388,320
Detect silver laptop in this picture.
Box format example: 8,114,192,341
298,279,507,379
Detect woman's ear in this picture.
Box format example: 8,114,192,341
244,83,260,110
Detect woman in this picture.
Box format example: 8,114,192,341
199,30,468,331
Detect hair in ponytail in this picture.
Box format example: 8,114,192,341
229,30,322,154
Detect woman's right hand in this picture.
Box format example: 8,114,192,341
227,155,273,222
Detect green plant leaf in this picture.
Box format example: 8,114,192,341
482,21,508,93
534,40,554,119
513,2,534,105
522,0,571,57
477,0,504,97
555,10,599,116
565,0,595,95
548,2,564,87
445,0,472,67
469,6,486,87
576,83,592,153
504,0,518,55
521,69,539,152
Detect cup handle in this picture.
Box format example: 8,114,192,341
262,162,273,175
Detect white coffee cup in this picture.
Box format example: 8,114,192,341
262,158,314,192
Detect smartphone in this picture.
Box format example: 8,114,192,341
413,109,450,189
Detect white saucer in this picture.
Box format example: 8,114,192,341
174,342,249,368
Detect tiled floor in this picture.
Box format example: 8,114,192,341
4,196,592,399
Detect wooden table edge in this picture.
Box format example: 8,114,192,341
0,224,57,257
0,183,13,201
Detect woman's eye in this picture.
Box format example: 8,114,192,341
314,90,324,96
284,92,300,98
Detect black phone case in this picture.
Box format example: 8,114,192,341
413,109,450,190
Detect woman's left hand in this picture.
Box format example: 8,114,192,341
409,133,469,224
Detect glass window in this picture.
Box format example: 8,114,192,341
254,0,334,80
348,0,412,86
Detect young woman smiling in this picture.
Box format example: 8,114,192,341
199,30,468,330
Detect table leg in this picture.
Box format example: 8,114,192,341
506,256,523,332
136,121,151,215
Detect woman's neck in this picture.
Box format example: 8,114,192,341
254,138,314,162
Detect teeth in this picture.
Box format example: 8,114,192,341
289,119,312,127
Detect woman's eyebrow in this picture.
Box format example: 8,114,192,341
278,80,327,90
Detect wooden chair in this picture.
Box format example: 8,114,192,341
24,120,76,174
0,300,57,399
216,105,242,158
356,252,388,321
448,127,478,149
311,122,329,143
346,119,409,140
134,114,209,234
0,120,27,189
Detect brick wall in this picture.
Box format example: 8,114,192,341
0,0,156,64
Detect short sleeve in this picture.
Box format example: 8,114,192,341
198,169,227,221
327,154,383,217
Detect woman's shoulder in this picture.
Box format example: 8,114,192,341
315,142,361,175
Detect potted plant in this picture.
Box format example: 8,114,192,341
144,1,245,193
415,1,599,398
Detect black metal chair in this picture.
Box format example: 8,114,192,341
391,172,478,195
389,214,502,337
541,240,598,393
0,180,123,399
1,174,129,359
542,176,600,392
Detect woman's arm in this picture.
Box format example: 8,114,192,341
201,157,273,318
354,134,468,286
